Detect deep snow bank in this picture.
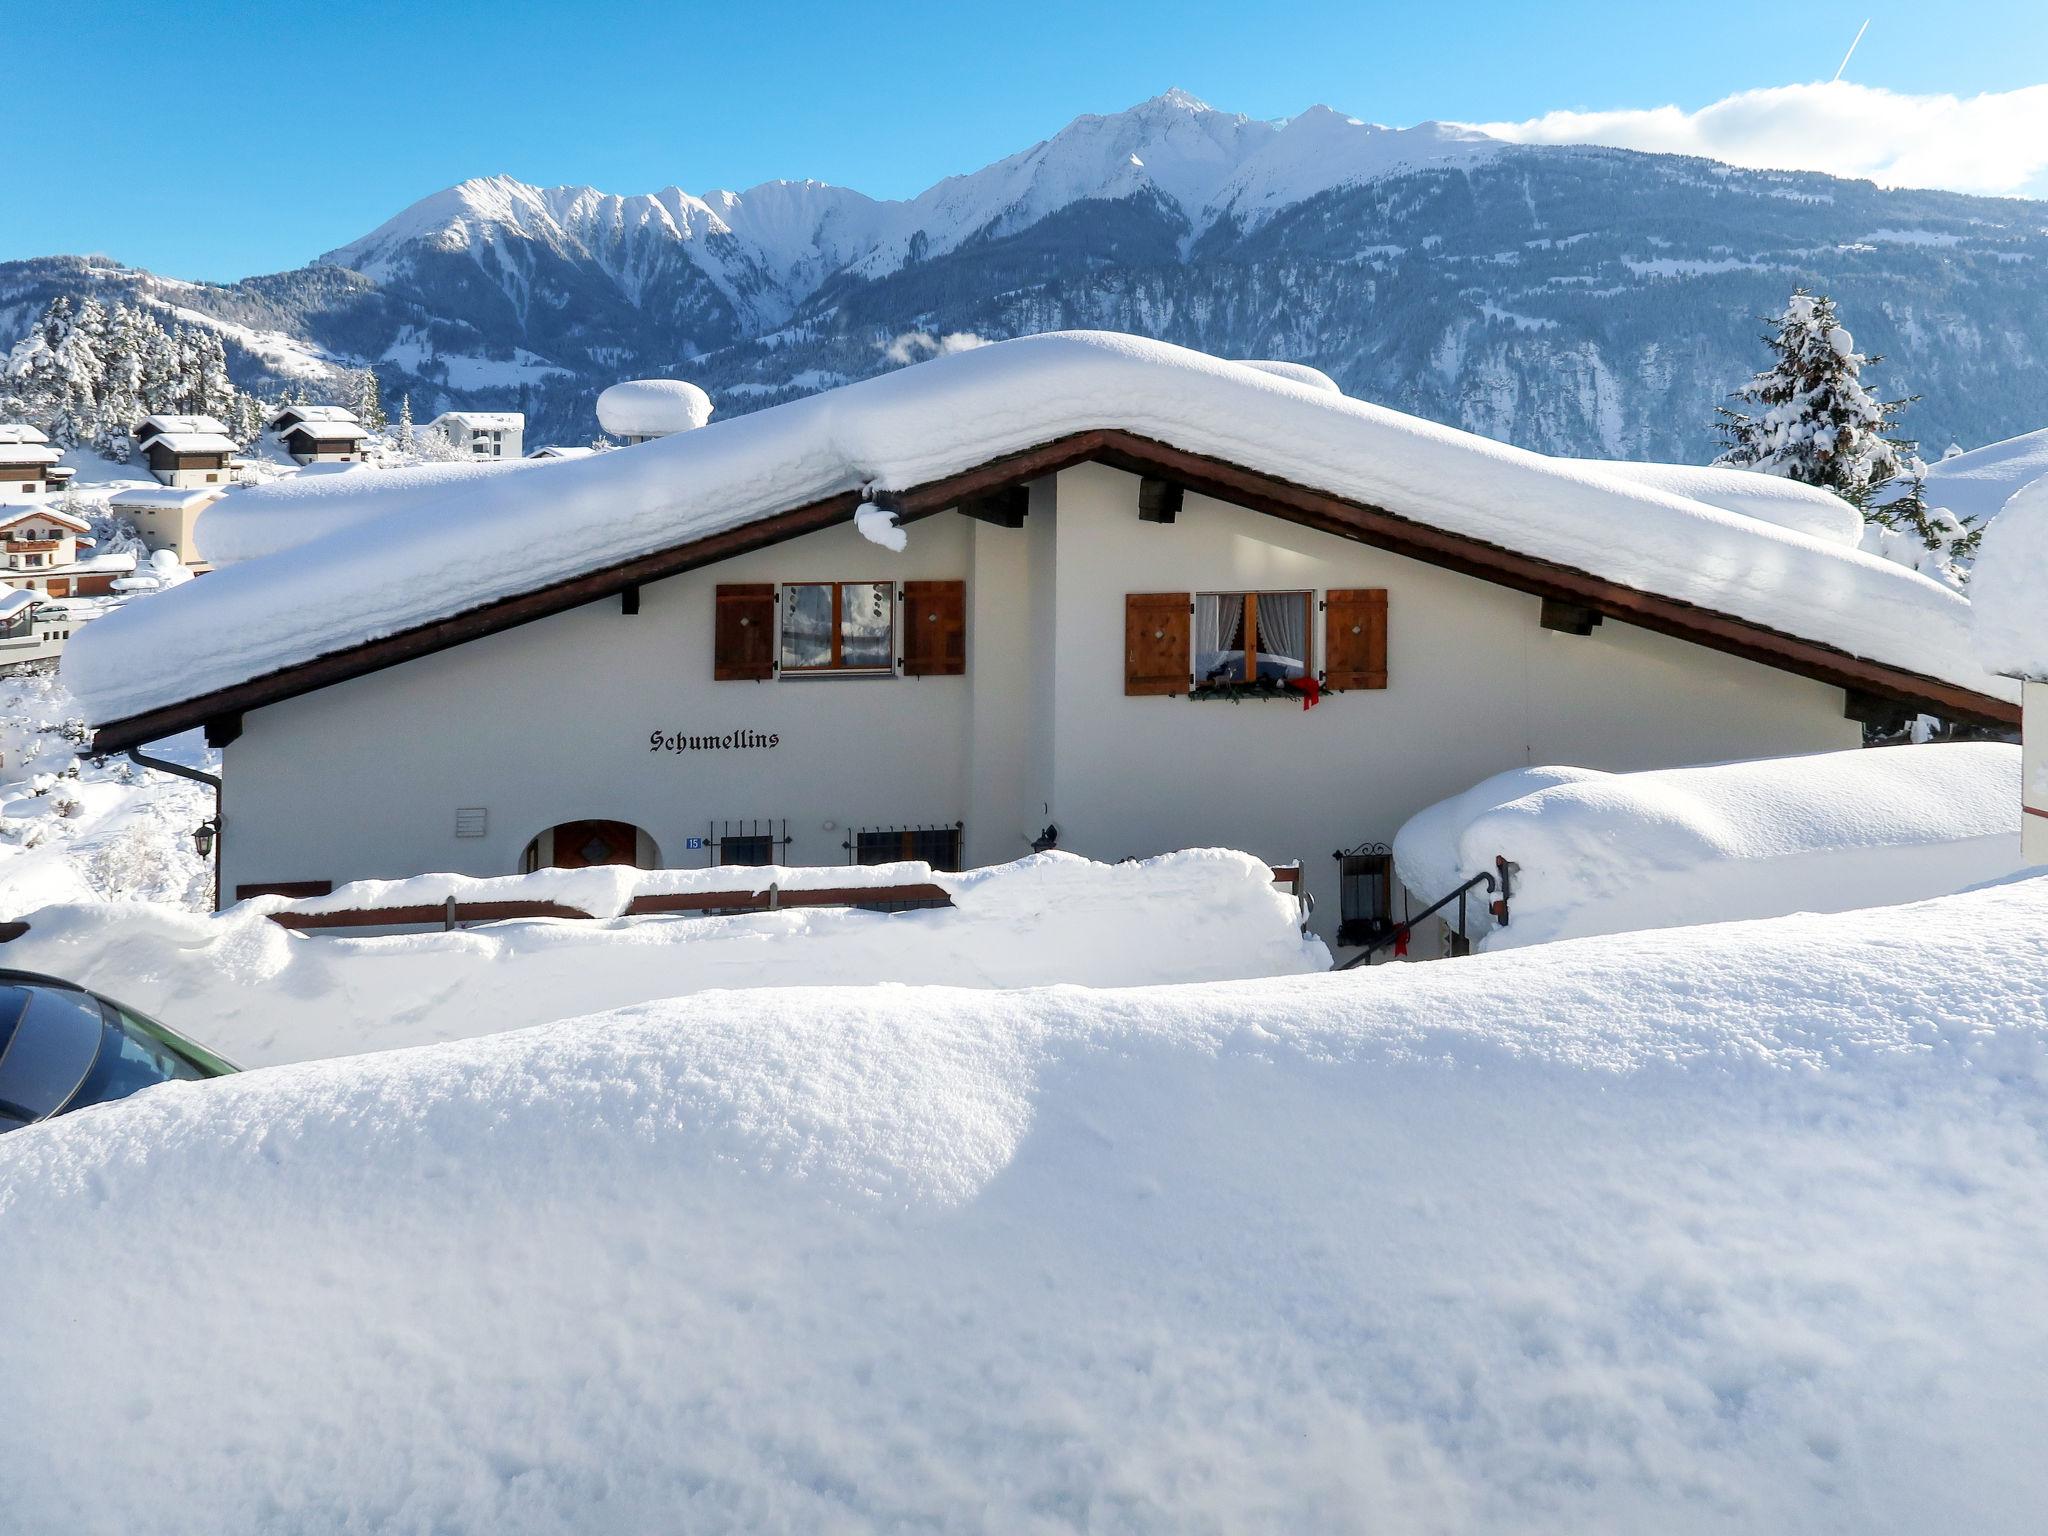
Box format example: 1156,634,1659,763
1972,474,2048,680
4,849,1324,1066
1394,742,2025,949
5,876,2048,1534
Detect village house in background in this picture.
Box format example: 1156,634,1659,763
133,414,239,488
526,444,600,461
0,424,74,496
0,504,131,599
426,410,522,460
104,486,223,574
596,379,713,445
271,404,369,465
62,337,2018,950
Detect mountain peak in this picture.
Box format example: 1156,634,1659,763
1150,87,1215,113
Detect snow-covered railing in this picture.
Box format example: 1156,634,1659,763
219,858,1309,934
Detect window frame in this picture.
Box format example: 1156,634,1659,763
778,578,897,677
851,823,963,873
1193,588,1315,689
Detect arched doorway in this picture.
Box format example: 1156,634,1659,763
520,820,661,872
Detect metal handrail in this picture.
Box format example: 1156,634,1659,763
1337,862,1503,970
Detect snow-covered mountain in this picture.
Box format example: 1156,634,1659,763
5,90,2046,461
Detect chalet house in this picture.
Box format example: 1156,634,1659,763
104,486,223,573
426,411,523,460
0,424,72,496
278,418,370,465
0,504,130,600
133,415,239,488
62,335,2018,945
268,404,359,436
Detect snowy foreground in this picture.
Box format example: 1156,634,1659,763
6,874,2048,1533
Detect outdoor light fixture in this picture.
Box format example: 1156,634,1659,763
192,818,218,859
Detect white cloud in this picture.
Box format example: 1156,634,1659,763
1469,81,2048,198
881,330,991,365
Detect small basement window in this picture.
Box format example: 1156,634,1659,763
1335,845,1394,947
1195,591,1310,688
719,832,776,866
781,581,894,674
854,824,962,872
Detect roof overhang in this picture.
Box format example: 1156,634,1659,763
86,428,2020,754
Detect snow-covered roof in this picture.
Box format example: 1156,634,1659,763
146,432,239,455
0,587,37,620
62,333,2016,735
0,423,52,446
1234,360,1342,395
135,414,231,441
105,486,224,512
1970,475,2048,680
596,378,713,437
279,419,371,442
526,444,599,460
1881,425,2048,527
0,441,62,466
429,411,523,430
1577,461,1864,547
0,504,91,534
269,404,361,425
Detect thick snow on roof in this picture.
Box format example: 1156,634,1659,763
63,333,2013,727
1884,425,2048,527
597,377,714,436
135,414,231,440
105,485,222,511
145,431,238,454
0,587,36,620
0,504,90,533
1233,358,1342,393
0,441,62,466
7,873,2048,1530
430,410,523,430
1394,742,2024,950
0,423,51,445
280,419,370,441
527,443,599,460
1970,475,2048,679
269,404,360,424
193,460,527,567
1581,459,1865,547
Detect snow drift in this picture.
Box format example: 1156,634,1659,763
2,850,1325,1066
1971,474,2048,680
1394,742,2025,949
5,875,2048,1532
64,332,2012,728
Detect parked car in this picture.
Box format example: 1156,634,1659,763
0,971,237,1133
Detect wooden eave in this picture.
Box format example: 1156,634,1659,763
87,427,2019,754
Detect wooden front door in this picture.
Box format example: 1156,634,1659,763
547,819,640,869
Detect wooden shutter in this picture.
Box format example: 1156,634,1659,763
1125,592,1191,696
713,583,776,680
901,580,966,676
1324,589,1388,690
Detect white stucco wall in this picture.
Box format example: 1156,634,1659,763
219,463,1861,943
2026,682,2048,866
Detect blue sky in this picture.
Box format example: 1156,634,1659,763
12,0,2047,280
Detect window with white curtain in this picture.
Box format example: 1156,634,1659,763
1194,591,1311,686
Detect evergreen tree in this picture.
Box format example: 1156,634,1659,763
355,366,388,431
1714,290,1913,509
139,321,183,416
395,393,414,449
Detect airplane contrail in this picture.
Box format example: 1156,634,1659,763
1833,17,1871,82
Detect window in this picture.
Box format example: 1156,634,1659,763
1194,591,1310,687
781,581,893,674
855,825,961,871
719,833,776,866
1335,845,1394,947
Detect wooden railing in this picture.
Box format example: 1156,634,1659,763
0,866,1307,941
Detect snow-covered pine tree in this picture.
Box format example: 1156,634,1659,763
1714,290,1913,509
395,393,414,450
94,303,154,459
355,367,388,431
139,318,184,417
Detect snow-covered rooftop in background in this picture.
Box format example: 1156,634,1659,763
191,459,527,568
1970,475,2048,680
0,588,35,620
527,444,599,460
1394,742,2025,951
0,440,61,466
597,378,714,437
104,485,223,511
279,419,369,441
0,504,89,533
270,404,360,424
135,414,230,440
1886,425,2048,527
63,332,2015,729
429,411,522,430
141,431,238,455
8,871,2048,1529
0,423,52,445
